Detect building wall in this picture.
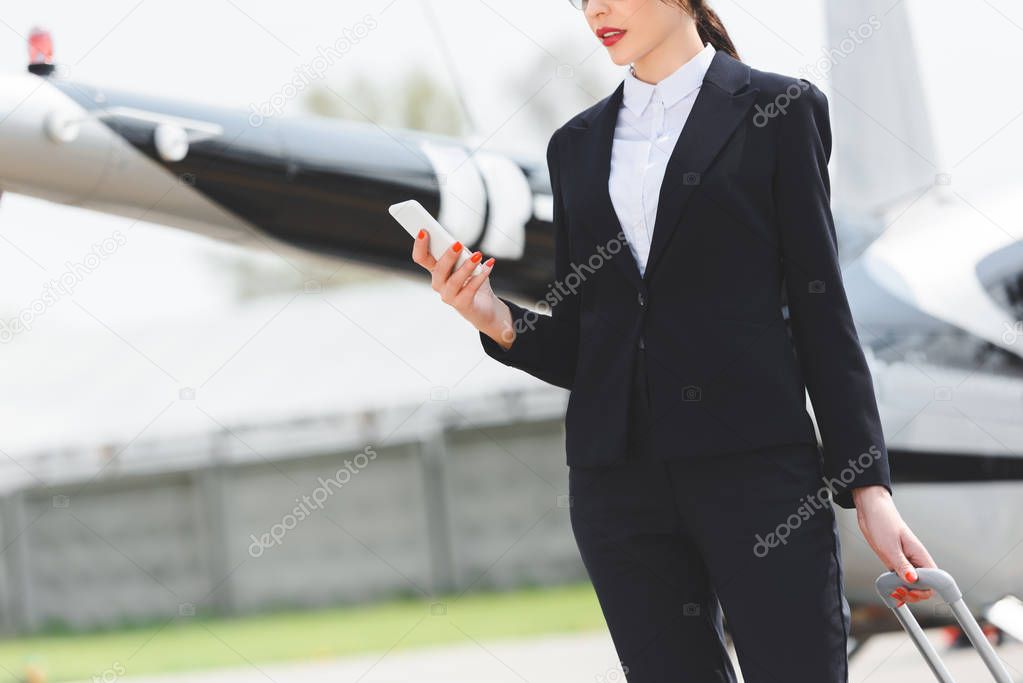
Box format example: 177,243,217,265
0,416,584,633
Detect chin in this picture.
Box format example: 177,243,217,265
606,49,634,67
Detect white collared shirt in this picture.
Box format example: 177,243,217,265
609,42,716,276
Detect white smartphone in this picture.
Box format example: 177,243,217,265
389,199,484,277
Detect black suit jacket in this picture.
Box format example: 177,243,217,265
480,50,891,509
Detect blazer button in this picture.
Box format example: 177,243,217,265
638,335,646,349
637,292,646,307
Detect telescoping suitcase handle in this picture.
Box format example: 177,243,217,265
875,568,1014,682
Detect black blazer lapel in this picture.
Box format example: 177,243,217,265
644,51,760,280
565,80,644,292
562,50,760,292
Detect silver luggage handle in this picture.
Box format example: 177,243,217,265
875,568,1014,682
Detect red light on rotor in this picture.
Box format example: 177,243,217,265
28,27,54,65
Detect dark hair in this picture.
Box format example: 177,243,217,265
666,0,739,60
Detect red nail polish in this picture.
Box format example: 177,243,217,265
484,257,495,267
470,251,482,263
452,241,462,252
905,570,916,582
417,229,425,239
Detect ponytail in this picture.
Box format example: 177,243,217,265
681,1,740,61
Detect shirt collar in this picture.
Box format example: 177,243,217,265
623,43,716,116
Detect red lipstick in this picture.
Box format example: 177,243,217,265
596,27,626,47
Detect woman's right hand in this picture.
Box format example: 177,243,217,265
411,229,515,350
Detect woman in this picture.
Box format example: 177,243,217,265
412,1,936,680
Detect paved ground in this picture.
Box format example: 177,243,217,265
86,628,1023,682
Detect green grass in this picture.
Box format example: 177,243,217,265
0,583,606,682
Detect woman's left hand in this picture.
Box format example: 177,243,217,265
852,485,937,606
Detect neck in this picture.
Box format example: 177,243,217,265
631,22,705,84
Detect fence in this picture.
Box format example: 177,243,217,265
0,386,585,634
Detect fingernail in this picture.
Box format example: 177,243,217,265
417,229,425,239
895,601,904,608
905,570,917,582
470,251,482,263
889,592,899,599
484,257,495,267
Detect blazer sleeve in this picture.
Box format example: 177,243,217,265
774,81,893,509
478,128,580,391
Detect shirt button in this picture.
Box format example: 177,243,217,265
637,292,646,307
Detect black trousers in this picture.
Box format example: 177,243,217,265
568,344,851,682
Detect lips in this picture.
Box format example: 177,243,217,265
596,27,626,47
